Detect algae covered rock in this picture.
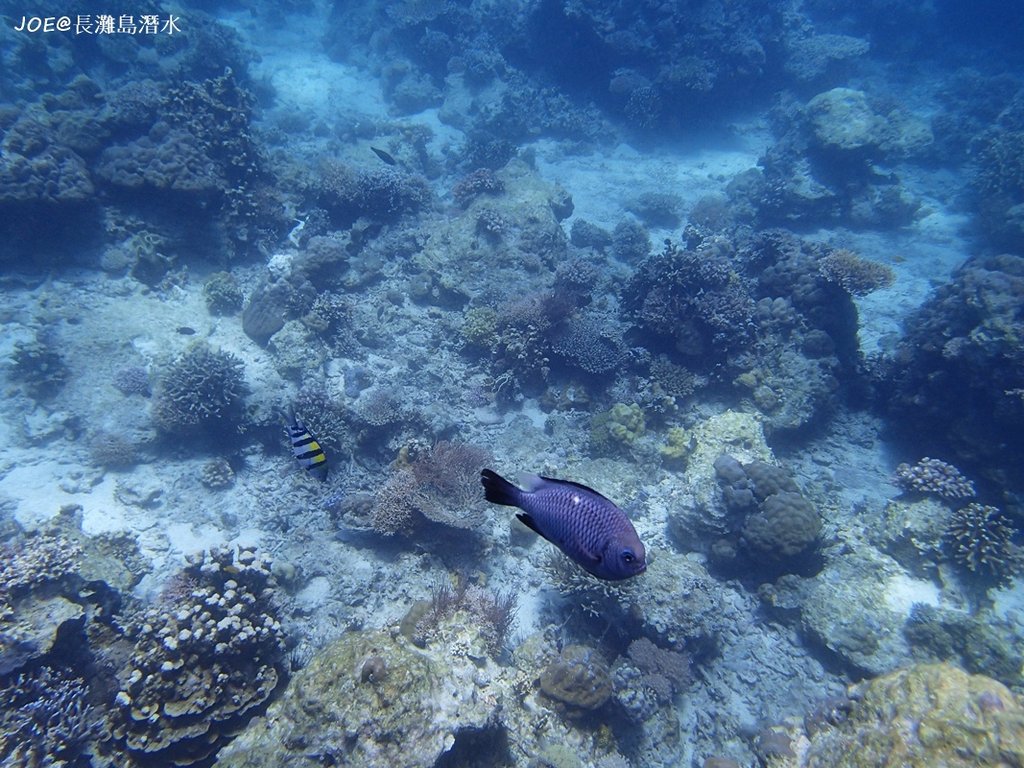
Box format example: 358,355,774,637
217,626,502,768
806,663,1024,767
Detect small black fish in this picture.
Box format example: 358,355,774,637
287,413,328,482
481,469,646,580
176,326,196,335
370,146,397,166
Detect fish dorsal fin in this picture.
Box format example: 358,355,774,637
537,475,614,504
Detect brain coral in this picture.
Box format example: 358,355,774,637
539,644,613,710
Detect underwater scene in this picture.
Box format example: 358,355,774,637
1,0,1023,766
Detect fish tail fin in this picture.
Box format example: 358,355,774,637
480,468,521,507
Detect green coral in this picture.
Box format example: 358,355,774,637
590,403,645,454
460,306,498,349
659,426,695,466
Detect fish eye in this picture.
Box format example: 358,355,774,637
622,551,634,563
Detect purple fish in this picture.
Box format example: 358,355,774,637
481,469,646,581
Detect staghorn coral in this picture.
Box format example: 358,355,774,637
151,342,247,435
110,545,285,765
0,668,99,767
895,457,976,500
943,503,1021,585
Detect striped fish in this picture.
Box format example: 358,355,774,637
287,413,328,482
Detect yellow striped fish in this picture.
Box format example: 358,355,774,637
287,413,328,482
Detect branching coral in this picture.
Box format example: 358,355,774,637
369,441,492,535
895,457,976,500
622,240,755,363
152,342,248,435
0,668,99,767
943,503,1022,585
817,248,895,295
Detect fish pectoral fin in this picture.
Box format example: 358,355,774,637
516,513,548,540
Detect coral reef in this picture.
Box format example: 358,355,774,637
943,503,1022,585
788,663,1024,767
10,332,70,399
216,621,503,768
590,403,646,455
713,454,822,573
452,168,505,207
151,342,248,436
366,441,492,535
622,240,755,365
113,365,152,397
613,637,690,716
0,532,86,675
894,457,976,500
539,644,613,711
904,604,1022,686
107,545,286,765
404,578,517,658
0,668,99,767
817,248,895,295
199,458,235,489
203,271,244,315
886,253,1024,490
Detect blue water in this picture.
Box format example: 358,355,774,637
0,1,1022,766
